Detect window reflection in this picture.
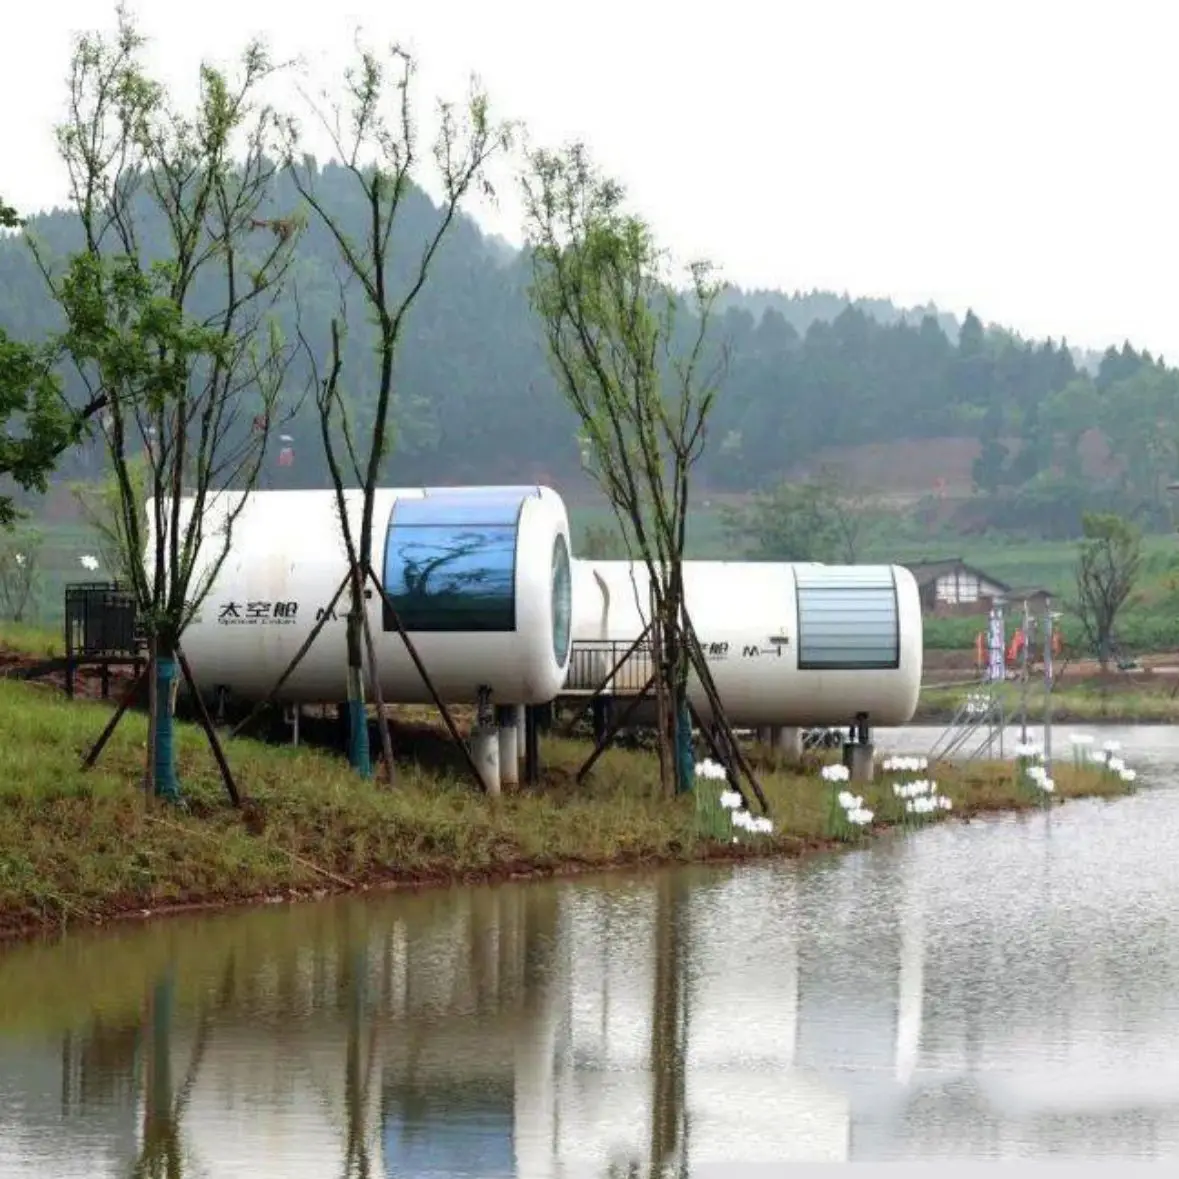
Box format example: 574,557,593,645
383,523,517,633
551,533,572,667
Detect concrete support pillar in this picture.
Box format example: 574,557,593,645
472,723,501,796
772,726,803,759
842,741,876,783
496,705,519,788
756,726,773,746
515,705,526,763
523,705,540,786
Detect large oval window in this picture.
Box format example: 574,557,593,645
551,532,572,668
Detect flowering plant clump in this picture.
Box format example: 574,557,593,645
818,762,873,839
693,758,775,843
1023,761,1056,800
881,755,929,774
1094,738,1137,785
891,778,952,827
693,757,734,841
963,691,992,717
1010,740,1053,802
1066,734,1138,786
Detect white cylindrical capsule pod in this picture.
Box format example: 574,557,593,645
148,485,573,707
567,559,922,728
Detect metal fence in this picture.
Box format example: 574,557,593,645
564,639,654,695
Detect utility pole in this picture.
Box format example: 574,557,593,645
1019,597,1031,745
1043,598,1054,773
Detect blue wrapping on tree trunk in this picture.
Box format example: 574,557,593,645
674,695,694,794
346,697,372,777
153,655,182,803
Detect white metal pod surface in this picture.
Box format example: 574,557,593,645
568,559,923,727
146,485,573,706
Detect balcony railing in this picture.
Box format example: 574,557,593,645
563,639,654,696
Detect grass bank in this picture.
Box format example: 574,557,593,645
0,621,61,658
0,678,1133,941
917,680,1179,724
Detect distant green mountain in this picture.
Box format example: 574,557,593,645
2,167,1175,539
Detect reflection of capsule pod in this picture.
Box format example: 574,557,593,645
146,485,573,707
277,446,294,467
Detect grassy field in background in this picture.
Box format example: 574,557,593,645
917,679,1179,724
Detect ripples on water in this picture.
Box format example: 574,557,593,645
3,725,1179,1174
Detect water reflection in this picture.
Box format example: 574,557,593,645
3,728,1179,1172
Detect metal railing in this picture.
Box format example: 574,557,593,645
564,639,654,695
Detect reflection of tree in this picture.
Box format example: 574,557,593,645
396,530,504,599
340,943,381,1179
607,875,689,1179
647,874,687,1178
129,967,213,1179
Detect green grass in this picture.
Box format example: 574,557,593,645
0,678,1132,939
918,679,1179,723
0,620,62,656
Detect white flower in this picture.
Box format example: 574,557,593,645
1026,764,1047,783
13,553,24,567
848,807,874,826
1014,741,1042,759
1089,750,1107,764
750,816,774,835
881,755,928,774
1041,778,1055,793
1107,757,1126,775
718,790,743,810
1120,768,1137,783
695,759,728,781
939,796,952,811
821,763,850,783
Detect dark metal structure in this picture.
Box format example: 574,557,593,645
63,581,144,698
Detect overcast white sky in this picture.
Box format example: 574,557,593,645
2,0,1177,359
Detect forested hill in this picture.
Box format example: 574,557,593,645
2,163,1176,534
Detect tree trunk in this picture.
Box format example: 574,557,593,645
649,593,674,800
152,647,183,804
144,638,157,800
344,567,373,778
662,600,694,796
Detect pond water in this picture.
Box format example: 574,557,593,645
3,725,1179,1173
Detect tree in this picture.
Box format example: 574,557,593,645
524,142,735,799
0,525,43,622
69,456,149,586
282,40,511,780
1,196,74,528
726,468,866,562
579,521,628,558
2,195,121,528
1074,512,1142,671
35,9,299,803
972,402,1008,493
